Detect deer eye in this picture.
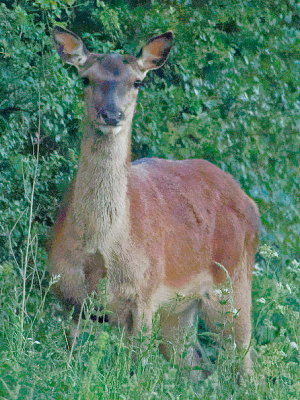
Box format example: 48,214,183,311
82,77,90,87
133,80,144,89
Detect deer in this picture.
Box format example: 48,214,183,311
49,27,259,380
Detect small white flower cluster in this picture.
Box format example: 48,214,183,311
253,263,264,276
259,244,279,260
287,259,300,273
256,297,266,304
27,337,41,345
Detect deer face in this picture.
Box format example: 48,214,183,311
53,28,173,135
79,53,144,133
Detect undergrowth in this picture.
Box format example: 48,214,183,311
0,241,299,399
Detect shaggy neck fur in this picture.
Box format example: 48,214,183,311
72,121,132,253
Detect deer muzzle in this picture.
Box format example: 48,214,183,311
96,107,124,126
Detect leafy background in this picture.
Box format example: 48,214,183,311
0,1,299,399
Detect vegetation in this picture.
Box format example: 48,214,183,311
0,0,299,399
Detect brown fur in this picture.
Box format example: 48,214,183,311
49,28,260,379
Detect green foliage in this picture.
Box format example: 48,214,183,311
0,0,299,399
0,0,299,264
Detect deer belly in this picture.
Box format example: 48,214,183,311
151,270,214,313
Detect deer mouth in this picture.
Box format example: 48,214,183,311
94,122,123,136
99,122,121,127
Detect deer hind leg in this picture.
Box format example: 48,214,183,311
232,279,253,375
199,272,253,376
159,301,210,381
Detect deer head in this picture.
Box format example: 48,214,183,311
53,27,173,135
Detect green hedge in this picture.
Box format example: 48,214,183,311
0,0,299,265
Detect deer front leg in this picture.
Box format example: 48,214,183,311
107,293,153,335
105,254,153,334
49,238,88,315
48,247,88,349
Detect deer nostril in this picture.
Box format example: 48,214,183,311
97,108,124,126
96,108,106,119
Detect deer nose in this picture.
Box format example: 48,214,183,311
97,108,124,126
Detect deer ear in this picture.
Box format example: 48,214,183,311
137,31,173,72
53,27,89,67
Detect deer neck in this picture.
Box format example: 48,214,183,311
72,121,132,251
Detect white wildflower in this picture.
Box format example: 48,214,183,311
257,298,266,304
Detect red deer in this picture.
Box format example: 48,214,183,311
49,27,259,379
